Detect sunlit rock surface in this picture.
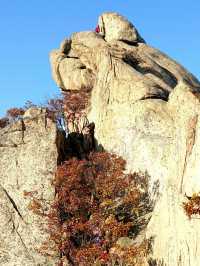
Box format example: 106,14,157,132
50,12,200,266
0,109,61,266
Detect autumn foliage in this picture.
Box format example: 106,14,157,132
183,194,200,218
6,107,25,120
37,152,150,265
3,87,150,265
63,90,90,114
0,96,64,129
0,107,25,129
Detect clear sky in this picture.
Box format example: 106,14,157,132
0,0,199,117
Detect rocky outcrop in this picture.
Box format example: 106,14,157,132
0,108,62,266
50,12,200,266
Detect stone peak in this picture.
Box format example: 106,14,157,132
97,12,145,43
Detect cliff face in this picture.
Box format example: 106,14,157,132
0,108,60,266
50,12,200,266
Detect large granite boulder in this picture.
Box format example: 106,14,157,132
50,12,200,266
0,109,61,266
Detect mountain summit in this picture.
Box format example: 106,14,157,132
50,12,200,266
0,12,200,266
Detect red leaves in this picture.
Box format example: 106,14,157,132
183,194,200,218
99,250,109,262
27,198,44,216
63,90,90,113
45,151,148,265
6,107,25,120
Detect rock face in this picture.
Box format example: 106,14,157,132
0,109,60,266
50,12,200,266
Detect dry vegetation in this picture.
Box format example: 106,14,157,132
0,97,64,129
0,88,89,130
183,194,200,218
63,89,90,114
4,89,151,265
27,152,151,265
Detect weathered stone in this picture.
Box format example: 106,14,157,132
98,12,145,43
0,109,60,266
50,12,200,266
23,106,44,119
50,13,199,99
49,49,67,89
116,237,135,248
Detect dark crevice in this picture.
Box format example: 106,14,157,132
1,185,23,220
119,39,139,46
56,130,68,165
122,56,178,90
11,218,34,261
44,111,48,129
66,56,79,59
122,56,139,68
140,94,169,102
0,143,18,148
56,122,96,165
21,119,26,143
135,64,178,89
148,258,165,266
79,65,86,70
65,123,96,161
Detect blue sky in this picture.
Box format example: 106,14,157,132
0,0,199,116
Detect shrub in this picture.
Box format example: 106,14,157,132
6,107,25,121
63,90,90,114
1,96,65,130
43,152,150,265
183,193,200,218
45,97,64,129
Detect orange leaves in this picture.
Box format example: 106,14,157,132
63,90,90,113
73,244,103,265
45,151,149,265
24,150,150,265
23,190,38,197
183,194,200,218
103,215,132,243
28,198,43,216
6,107,25,121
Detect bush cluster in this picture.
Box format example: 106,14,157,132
183,194,200,218
63,89,90,114
0,97,64,129
36,152,150,266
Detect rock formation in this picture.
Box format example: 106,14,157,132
0,108,63,266
50,12,200,266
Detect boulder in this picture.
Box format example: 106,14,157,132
98,12,145,43
0,109,62,266
23,106,43,119
50,12,200,266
